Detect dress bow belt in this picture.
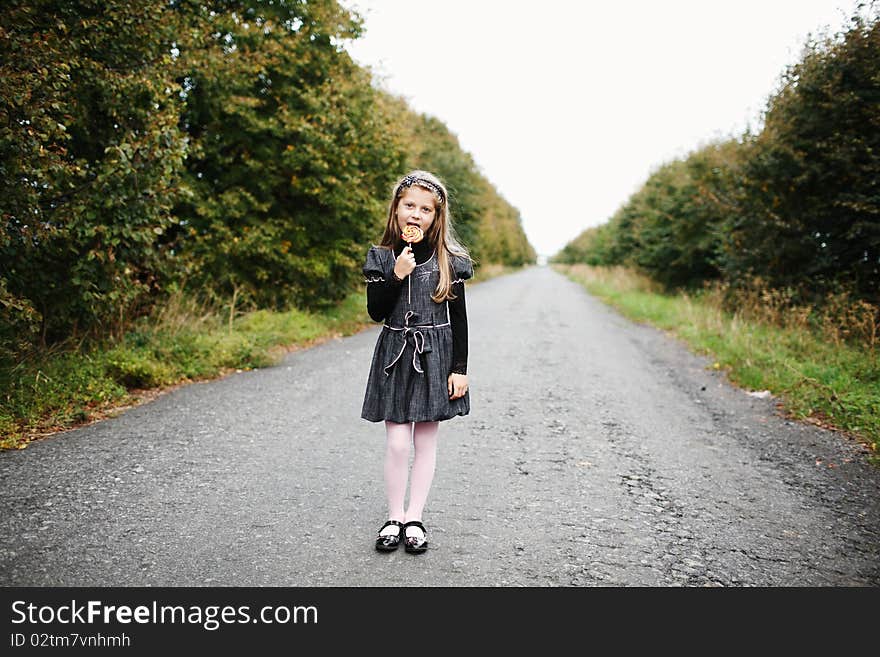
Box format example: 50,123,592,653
383,310,446,376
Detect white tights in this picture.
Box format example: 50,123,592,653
380,420,439,538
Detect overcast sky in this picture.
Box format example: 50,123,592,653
342,0,857,257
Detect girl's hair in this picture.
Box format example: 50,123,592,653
378,170,473,303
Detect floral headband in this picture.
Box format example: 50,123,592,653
397,175,445,204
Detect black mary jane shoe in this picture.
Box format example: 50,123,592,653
375,520,403,552
402,520,428,554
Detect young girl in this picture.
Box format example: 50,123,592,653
361,170,474,554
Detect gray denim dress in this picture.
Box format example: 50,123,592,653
361,245,473,423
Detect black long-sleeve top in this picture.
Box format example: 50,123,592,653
366,240,469,375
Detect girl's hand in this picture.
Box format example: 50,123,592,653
393,245,416,279
448,373,468,400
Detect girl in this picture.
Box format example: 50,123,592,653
361,170,474,554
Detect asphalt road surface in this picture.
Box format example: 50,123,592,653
1,266,878,586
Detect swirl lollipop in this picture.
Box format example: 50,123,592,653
401,224,424,245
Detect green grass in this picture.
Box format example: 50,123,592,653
0,290,373,450
1,264,511,450
557,264,880,463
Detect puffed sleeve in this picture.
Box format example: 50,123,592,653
364,246,404,323
451,254,474,283
362,246,387,283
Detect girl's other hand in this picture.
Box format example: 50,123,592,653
448,373,468,400
394,245,416,279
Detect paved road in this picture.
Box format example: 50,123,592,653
1,266,878,586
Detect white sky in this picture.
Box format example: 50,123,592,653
342,0,857,257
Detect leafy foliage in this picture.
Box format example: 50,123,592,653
557,4,880,313
722,8,880,302
1,0,188,352
171,0,406,311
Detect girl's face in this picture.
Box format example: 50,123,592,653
395,186,437,238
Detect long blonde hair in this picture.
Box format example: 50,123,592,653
377,170,473,302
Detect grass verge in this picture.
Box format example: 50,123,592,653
0,291,371,450
557,264,880,464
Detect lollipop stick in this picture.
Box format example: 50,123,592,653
400,228,421,303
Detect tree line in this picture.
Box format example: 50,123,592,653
0,0,535,364
554,4,879,325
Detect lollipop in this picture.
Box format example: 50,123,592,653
401,224,424,245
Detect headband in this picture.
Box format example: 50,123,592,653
398,175,445,203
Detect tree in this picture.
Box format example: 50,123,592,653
722,6,880,303
1,0,188,349
171,1,405,310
